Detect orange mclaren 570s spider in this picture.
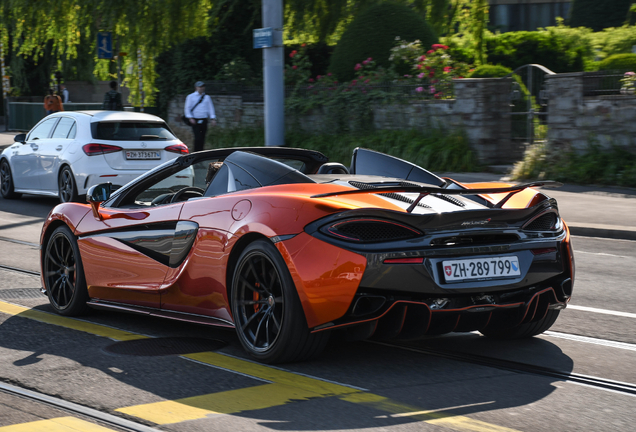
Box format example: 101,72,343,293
40,147,575,363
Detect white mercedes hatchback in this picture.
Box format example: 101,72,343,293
0,111,190,203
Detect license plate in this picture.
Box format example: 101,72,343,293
125,150,160,160
442,256,520,282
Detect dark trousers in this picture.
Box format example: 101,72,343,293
192,120,208,152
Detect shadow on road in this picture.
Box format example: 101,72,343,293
0,303,574,430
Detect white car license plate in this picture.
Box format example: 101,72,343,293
126,150,160,160
442,256,520,282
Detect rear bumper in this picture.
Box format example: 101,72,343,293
312,285,569,338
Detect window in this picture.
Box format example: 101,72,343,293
51,117,76,139
91,121,176,141
28,118,59,141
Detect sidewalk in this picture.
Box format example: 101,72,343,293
1,130,634,241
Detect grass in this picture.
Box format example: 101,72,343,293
511,141,636,188
205,127,481,173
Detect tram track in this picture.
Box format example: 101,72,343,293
375,341,636,398
2,261,636,400
0,381,161,432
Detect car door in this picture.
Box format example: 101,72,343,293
11,117,59,191
75,166,195,309
38,117,77,192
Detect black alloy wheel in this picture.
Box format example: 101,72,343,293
231,239,329,363
58,166,79,203
0,160,21,199
43,225,89,316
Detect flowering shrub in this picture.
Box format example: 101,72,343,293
620,71,636,95
411,44,472,99
388,38,425,76
285,44,312,86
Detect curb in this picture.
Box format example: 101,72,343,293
568,225,636,241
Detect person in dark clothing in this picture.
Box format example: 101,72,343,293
102,81,123,111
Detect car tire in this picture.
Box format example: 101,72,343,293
43,225,90,316
59,166,79,203
231,239,330,364
0,160,22,199
480,309,560,339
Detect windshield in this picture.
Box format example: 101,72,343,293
91,121,176,141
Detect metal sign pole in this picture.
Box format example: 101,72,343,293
262,0,284,146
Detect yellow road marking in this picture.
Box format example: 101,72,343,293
1,300,521,432
117,382,320,424
0,301,146,341
0,416,117,431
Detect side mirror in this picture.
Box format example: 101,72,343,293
14,134,26,143
86,183,112,220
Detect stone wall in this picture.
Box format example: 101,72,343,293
547,73,636,150
167,78,519,164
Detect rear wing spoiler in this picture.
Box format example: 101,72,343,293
311,181,562,213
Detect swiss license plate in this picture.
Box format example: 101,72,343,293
125,150,160,160
442,256,520,282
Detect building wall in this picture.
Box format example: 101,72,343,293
489,0,571,32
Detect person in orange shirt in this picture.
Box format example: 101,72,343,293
43,88,64,114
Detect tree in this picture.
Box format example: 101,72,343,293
569,0,632,31
0,0,212,101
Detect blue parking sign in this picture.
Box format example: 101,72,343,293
97,32,113,59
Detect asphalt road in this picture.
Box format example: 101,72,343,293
1,192,635,431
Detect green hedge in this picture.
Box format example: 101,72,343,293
328,3,437,82
596,53,636,72
206,127,481,173
484,29,593,72
466,65,512,78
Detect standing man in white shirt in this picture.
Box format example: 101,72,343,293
184,81,217,152
60,84,70,103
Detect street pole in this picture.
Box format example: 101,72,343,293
262,0,284,146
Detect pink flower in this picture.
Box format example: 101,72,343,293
432,44,449,50
308,78,314,82
416,64,423,69
289,50,297,58
444,66,452,73
429,85,436,94
427,50,434,55
425,66,431,70
429,71,435,78
419,55,426,61
364,79,370,84
625,71,636,76
317,75,322,80
354,63,362,71
292,65,297,70
403,74,412,78
351,79,357,85
434,93,442,99
367,57,372,61
415,86,424,92
362,60,369,65
327,73,332,76
417,73,425,79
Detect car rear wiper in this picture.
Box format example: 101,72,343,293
311,181,563,213
139,134,166,140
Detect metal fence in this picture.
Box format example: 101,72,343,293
583,70,634,98
7,103,137,131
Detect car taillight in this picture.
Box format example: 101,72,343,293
82,144,123,156
165,143,189,154
321,218,422,243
